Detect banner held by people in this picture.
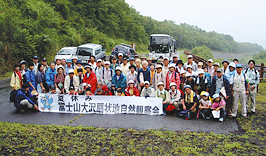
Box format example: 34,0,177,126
38,94,163,115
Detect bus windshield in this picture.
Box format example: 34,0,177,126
150,36,171,45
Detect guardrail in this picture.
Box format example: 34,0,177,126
184,51,208,67
255,63,266,80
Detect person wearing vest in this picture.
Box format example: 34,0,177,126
83,65,97,94
10,64,23,90
152,64,166,90
25,62,37,93
126,65,138,88
245,60,260,114
125,80,140,96
230,64,249,118
140,81,155,98
168,82,182,112
210,68,231,99
224,62,236,112
101,61,113,88
155,82,170,113
166,64,181,90
195,69,210,95
180,85,199,119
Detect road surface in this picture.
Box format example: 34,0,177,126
0,78,238,134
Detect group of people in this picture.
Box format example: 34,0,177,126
10,53,260,121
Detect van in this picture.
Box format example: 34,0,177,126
75,43,106,64
54,47,77,61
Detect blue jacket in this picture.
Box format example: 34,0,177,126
45,67,56,87
15,89,35,108
210,75,231,97
137,68,150,83
25,69,36,92
65,65,73,75
112,73,127,93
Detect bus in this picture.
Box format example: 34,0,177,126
148,34,177,60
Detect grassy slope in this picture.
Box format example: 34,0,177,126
0,71,12,80
0,82,265,155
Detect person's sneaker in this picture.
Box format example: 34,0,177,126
219,118,224,122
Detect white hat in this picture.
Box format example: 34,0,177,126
202,92,209,97
144,81,150,85
214,62,220,67
118,53,123,56
72,56,78,60
128,80,134,84
208,59,213,63
197,69,205,74
155,64,163,69
157,82,164,87
198,62,203,66
115,66,122,71
164,57,169,60
229,62,236,68
97,59,102,62
68,69,74,74
168,63,176,69
186,73,192,77
187,55,193,59
180,70,187,74
170,82,177,88
186,65,192,69
82,83,87,87
104,61,110,65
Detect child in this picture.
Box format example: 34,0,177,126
69,86,78,95
116,88,122,96
101,85,112,95
198,92,212,119
212,94,226,122
50,86,57,94
95,88,103,95
110,84,116,96
180,70,186,91
85,87,93,96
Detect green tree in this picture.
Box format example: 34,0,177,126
191,46,213,60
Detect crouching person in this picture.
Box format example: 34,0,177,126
15,84,39,112
155,82,170,114
180,85,199,120
125,80,140,96
198,92,212,119
168,82,182,113
212,94,226,122
140,81,155,98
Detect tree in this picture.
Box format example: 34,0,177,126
191,46,213,60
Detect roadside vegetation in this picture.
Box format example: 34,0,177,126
0,81,265,155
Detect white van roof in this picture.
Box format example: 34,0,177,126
78,43,102,48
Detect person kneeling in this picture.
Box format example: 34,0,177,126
212,94,226,122
168,82,182,114
155,82,170,114
15,84,39,112
125,80,140,96
69,86,78,95
180,85,199,120
198,92,212,119
140,81,155,98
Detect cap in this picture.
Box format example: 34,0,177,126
144,81,150,85
157,82,164,87
198,62,203,66
186,73,192,77
128,65,136,70
57,65,64,70
128,80,134,84
72,56,78,60
69,86,75,90
147,57,152,61
77,68,83,73
170,82,177,88
229,62,236,68
208,59,213,63
97,59,102,62
186,65,192,69
42,58,47,61
122,57,128,61
20,60,27,65
213,94,220,99
129,57,134,61
180,70,186,74
173,54,178,58
222,59,229,64
155,64,163,69
168,63,176,69
77,60,82,64
112,56,117,60
135,59,141,63
184,85,192,90
141,56,146,59
117,88,122,93
118,53,123,56
33,56,38,59
236,64,243,68
164,57,169,60
115,66,122,72
197,69,205,74
214,62,220,67
157,59,163,64
104,61,110,65
216,68,222,73
202,92,209,97
187,55,193,59
111,84,115,87
66,59,72,63
68,69,74,74
84,65,93,70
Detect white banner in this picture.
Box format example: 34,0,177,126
38,94,163,115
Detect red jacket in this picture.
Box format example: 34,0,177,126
166,71,181,90
83,71,97,94
101,85,113,95
125,86,140,96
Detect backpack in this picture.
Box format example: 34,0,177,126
10,89,19,102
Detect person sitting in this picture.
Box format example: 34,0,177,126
152,64,166,90
212,94,226,122
155,82,170,113
168,82,182,112
116,88,123,96
85,87,93,96
10,64,23,90
126,65,138,88
180,85,199,120
15,84,39,112
64,69,79,94
125,80,140,96
185,73,195,92
195,69,210,95
83,65,97,94
198,92,212,119
140,81,155,98
112,67,127,93
102,85,112,95
166,64,181,90
49,86,57,94
94,88,103,95
110,84,116,96
69,86,78,95
54,65,66,94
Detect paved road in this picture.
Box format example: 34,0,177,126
0,78,238,134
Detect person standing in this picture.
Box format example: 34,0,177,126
54,65,66,94
245,60,260,114
162,57,169,76
165,64,181,90
152,64,166,90
126,65,138,88
184,55,198,72
32,56,39,74
65,59,74,75
25,62,37,93
230,64,249,118
207,59,214,74
221,59,229,73
10,64,23,90
36,64,46,93
120,58,130,75
94,59,103,82
112,67,127,93
137,61,150,91
45,62,57,89
83,65,97,94
64,69,79,94
41,58,49,73
101,61,113,88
